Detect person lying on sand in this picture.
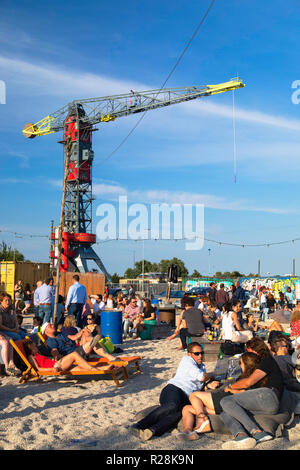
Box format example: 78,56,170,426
23,340,114,373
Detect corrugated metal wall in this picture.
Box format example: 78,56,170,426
0,261,50,300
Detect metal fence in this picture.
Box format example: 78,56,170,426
107,281,183,298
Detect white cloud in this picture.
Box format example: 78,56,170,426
0,55,146,98
184,100,300,132
92,182,294,214
1,54,300,134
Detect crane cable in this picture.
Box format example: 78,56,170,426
94,0,217,167
232,89,237,184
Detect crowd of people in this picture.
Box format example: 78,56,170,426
2,275,300,449
134,328,300,449
0,277,158,377
130,279,300,448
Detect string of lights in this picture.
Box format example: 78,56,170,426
1,229,300,248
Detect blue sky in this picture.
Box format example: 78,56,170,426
1,0,300,277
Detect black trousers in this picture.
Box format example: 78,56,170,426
68,303,84,328
179,328,203,350
137,384,190,436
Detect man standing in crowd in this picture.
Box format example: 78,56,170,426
65,275,87,327
179,298,205,350
234,280,246,306
33,280,43,316
216,283,229,310
207,282,217,303
250,284,258,297
129,284,136,297
35,278,54,324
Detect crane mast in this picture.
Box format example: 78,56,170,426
23,78,244,278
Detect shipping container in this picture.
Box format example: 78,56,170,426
0,261,50,300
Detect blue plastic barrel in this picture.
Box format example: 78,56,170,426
101,309,123,345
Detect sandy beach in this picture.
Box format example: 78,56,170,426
0,317,299,451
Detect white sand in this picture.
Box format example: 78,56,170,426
0,322,299,450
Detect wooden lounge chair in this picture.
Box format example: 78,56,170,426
88,356,142,379
37,332,142,378
9,339,128,387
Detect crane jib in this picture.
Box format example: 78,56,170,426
22,79,244,138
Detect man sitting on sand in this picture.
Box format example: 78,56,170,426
132,342,217,441
43,323,115,362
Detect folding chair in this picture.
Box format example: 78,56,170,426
9,339,128,387
38,332,142,378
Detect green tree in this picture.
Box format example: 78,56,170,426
0,241,25,262
222,271,232,278
159,257,189,278
214,271,223,278
190,270,202,278
110,272,120,283
134,260,154,275
124,268,138,279
231,271,244,278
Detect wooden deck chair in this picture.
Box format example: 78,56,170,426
9,339,128,387
38,332,142,378
88,356,142,379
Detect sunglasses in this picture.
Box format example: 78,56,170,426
87,317,93,321
192,351,204,356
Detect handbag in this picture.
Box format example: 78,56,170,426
98,336,115,354
232,330,253,343
220,340,245,356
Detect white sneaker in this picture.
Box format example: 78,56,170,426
177,430,199,441
222,436,256,450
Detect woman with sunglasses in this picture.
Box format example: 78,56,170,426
131,299,156,336
132,342,214,441
123,297,141,339
178,352,263,440
77,313,103,349
83,313,101,338
63,314,116,362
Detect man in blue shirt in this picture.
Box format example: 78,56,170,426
133,342,216,441
65,275,87,327
234,281,246,306
35,278,54,324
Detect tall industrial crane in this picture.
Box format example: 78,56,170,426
23,78,245,279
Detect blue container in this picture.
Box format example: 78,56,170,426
151,299,160,306
101,309,123,345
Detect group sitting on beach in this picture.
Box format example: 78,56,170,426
131,286,300,449
133,333,300,449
